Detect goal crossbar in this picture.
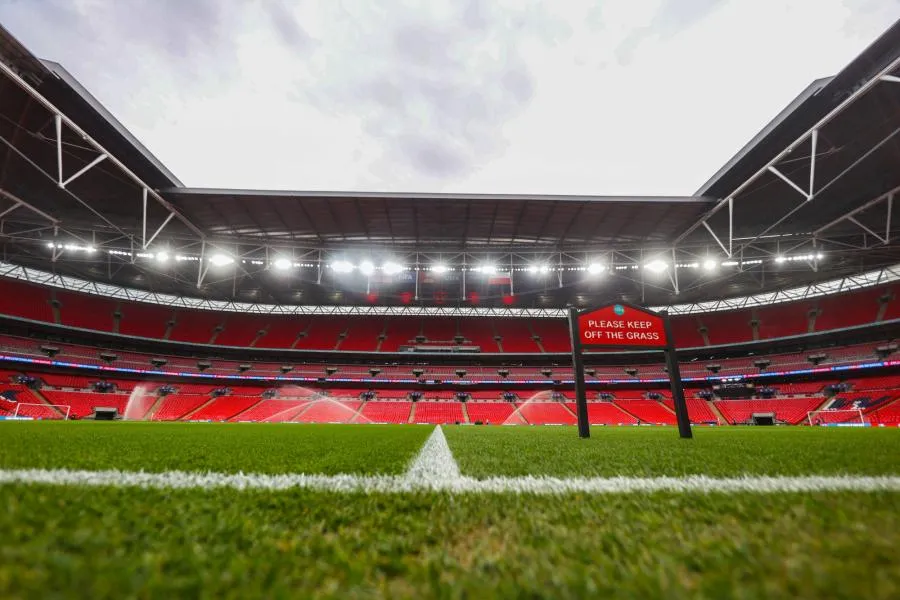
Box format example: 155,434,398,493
12,402,71,420
807,408,866,426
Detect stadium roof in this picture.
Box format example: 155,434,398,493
696,18,900,200
2,21,900,308
161,188,713,248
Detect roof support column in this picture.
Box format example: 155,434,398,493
461,256,467,299
809,128,818,197
728,196,733,256
887,194,893,244
144,212,176,249
55,114,63,186
142,188,148,247
59,153,107,189
767,166,810,200
414,252,420,301
702,220,731,258
316,249,322,284
197,240,209,288
669,247,679,295
557,253,563,288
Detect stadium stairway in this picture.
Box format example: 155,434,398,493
143,396,166,421
460,403,470,424
288,402,316,422
266,403,309,423
697,320,711,346
228,398,266,422
870,396,900,424
611,401,642,423
163,317,175,340
876,292,892,321
49,292,62,325
407,403,416,423
181,396,218,420
333,326,347,351
707,400,727,425
24,387,65,418
349,401,368,423
248,327,266,348
811,396,833,416
877,395,900,413
489,321,501,352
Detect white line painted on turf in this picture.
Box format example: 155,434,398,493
405,426,461,482
1,426,900,495
1,468,899,494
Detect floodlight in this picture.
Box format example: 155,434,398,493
587,262,605,274
331,260,354,273
273,257,292,270
775,255,786,264
702,258,718,271
209,253,234,267
359,260,375,276
816,253,824,260
479,264,497,275
382,262,403,275
156,251,170,263
85,246,96,253
644,259,667,274
432,264,448,274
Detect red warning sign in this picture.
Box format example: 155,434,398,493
577,303,668,348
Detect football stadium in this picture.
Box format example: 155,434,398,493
2,13,900,599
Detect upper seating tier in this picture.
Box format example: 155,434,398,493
0,278,896,355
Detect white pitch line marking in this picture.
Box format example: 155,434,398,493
405,425,461,483
1,426,899,494
0,468,899,495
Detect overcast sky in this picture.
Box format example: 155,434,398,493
1,0,897,195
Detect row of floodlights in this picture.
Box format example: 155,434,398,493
327,256,811,275
46,244,823,273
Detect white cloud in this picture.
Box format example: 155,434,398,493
0,0,896,194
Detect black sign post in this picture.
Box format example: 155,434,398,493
568,306,591,439
568,302,692,440
662,310,693,439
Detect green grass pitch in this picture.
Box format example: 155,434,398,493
0,421,898,599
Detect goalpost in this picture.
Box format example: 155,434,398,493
11,403,71,420
807,409,866,427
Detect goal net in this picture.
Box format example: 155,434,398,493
807,408,866,427
12,403,71,420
